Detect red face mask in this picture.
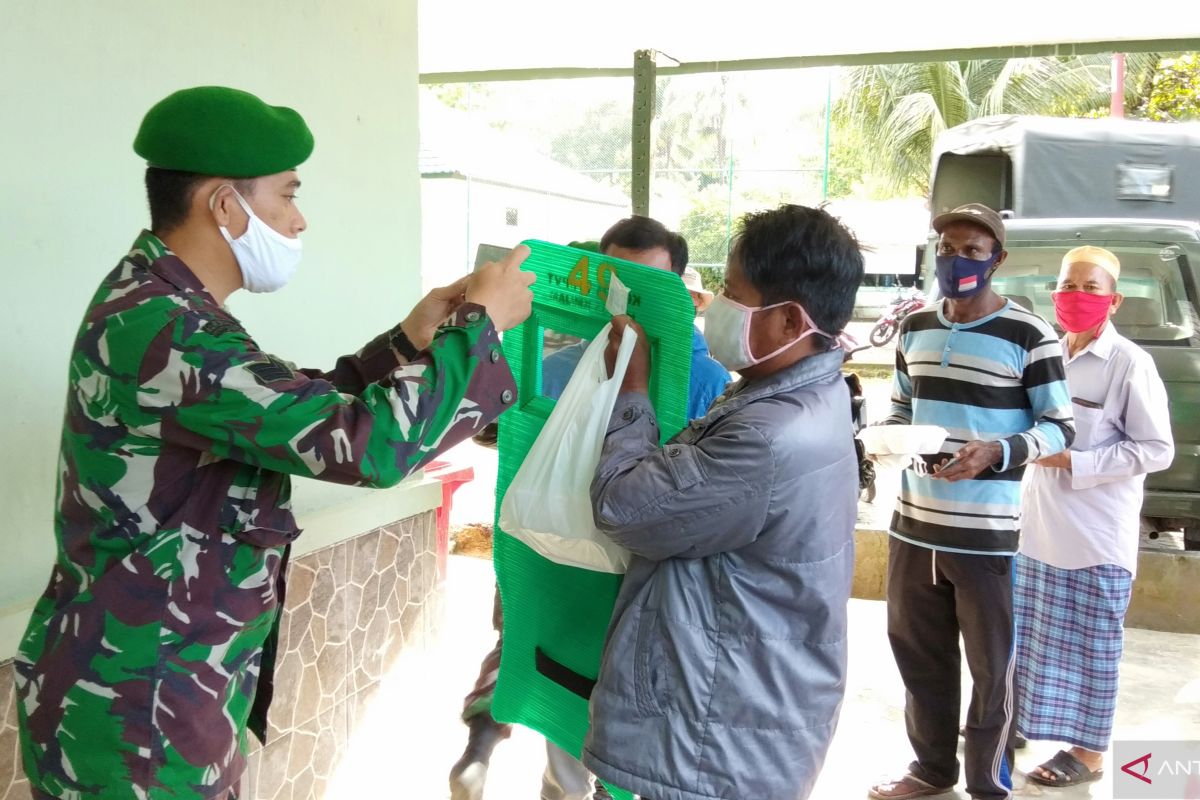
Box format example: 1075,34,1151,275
1052,291,1114,333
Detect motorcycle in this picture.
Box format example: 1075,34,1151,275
869,287,926,347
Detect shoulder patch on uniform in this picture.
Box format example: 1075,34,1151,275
203,317,245,338
247,356,296,385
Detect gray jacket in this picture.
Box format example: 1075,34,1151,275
583,349,858,800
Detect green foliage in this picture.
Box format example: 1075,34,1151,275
549,100,632,194
833,55,1160,195
826,121,868,200
546,75,747,198
696,266,725,290
653,76,740,191
427,84,467,109
677,186,790,274
678,190,731,268
427,83,493,111
1137,54,1200,121
825,131,864,200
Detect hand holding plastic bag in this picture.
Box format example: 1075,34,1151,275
603,314,649,392
498,322,639,573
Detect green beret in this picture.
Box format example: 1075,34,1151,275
134,86,314,178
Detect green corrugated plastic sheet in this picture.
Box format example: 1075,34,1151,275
492,240,695,799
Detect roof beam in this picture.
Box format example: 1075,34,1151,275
419,37,1200,84
631,50,656,217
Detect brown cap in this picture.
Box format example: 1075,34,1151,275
931,203,1005,248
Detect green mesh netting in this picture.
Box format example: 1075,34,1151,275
492,240,695,799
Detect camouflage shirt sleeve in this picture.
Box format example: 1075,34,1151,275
294,323,419,394
134,303,515,486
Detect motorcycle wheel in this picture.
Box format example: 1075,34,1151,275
869,320,897,347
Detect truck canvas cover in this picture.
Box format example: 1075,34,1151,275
932,115,1200,220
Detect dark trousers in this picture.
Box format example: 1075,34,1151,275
460,584,512,734
887,537,1016,800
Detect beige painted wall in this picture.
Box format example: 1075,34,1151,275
0,0,424,654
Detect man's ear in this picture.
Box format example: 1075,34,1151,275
1109,292,1124,316
781,302,807,336
991,248,1007,271
206,182,240,227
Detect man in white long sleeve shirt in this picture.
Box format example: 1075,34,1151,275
1015,246,1174,789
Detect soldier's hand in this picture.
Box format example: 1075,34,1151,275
465,245,535,332
605,315,650,394
401,275,470,350
931,440,1003,482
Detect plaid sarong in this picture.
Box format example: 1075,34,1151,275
1014,554,1132,752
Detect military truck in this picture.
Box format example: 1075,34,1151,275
923,115,1200,548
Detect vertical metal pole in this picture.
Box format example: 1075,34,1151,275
1111,52,1126,118
724,75,734,262
632,50,657,217
725,141,734,257
465,82,474,271
823,72,832,201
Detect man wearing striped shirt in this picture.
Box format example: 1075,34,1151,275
869,204,1074,800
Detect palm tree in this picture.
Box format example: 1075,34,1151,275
835,55,1159,195
653,75,741,191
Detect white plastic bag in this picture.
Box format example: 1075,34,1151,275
857,424,947,456
499,322,637,573
857,424,948,474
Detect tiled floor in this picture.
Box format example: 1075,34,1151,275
324,553,1200,800
4,553,1197,799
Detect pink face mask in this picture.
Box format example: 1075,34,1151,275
1052,290,1115,334
702,294,833,371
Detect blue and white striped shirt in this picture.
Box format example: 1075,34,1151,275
886,300,1074,555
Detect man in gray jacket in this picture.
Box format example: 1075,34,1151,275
583,204,864,800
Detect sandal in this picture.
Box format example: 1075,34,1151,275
868,773,955,799
1026,750,1104,787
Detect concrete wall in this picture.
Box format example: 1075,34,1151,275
0,1,450,796
0,0,423,656
852,529,1200,635
1123,548,1200,634
1,512,441,800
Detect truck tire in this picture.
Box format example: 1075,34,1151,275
1185,525,1200,552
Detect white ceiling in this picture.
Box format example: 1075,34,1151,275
419,0,1200,75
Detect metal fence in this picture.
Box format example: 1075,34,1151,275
420,68,838,285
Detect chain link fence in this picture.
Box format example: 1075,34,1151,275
419,69,840,291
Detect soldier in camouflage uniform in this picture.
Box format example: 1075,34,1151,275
15,86,534,800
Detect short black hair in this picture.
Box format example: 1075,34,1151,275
600,215,689,275
145,168,256,235
730,204,864,341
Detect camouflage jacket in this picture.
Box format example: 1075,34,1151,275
16,231,516,799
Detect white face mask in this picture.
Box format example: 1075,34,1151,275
703,293,830,371
210,187,303,293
